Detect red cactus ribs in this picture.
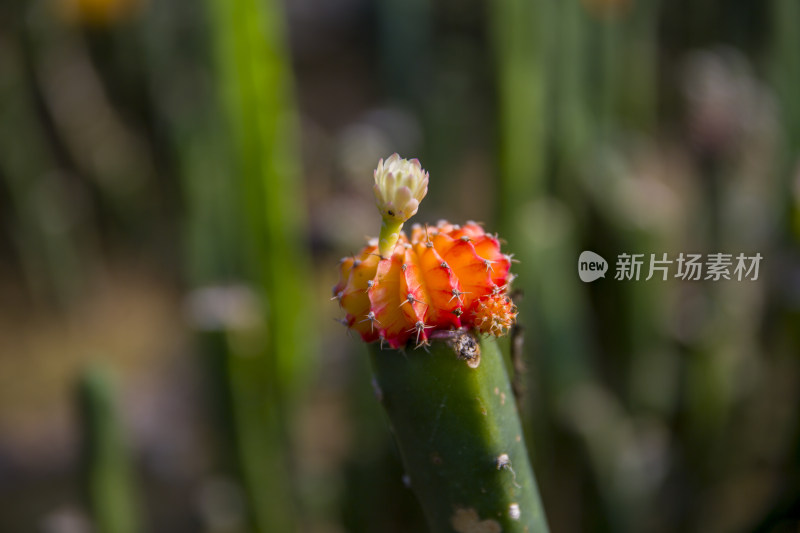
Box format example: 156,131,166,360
333,220,517,349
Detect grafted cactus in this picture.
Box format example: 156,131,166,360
334,155,549,533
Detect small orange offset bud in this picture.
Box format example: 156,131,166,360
333,216,518,349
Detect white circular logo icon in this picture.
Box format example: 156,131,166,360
578,251,608,282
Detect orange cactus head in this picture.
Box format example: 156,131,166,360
334,220,517,349
334,156,518,349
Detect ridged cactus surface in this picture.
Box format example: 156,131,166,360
334,221,517,349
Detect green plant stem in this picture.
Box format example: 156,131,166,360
493,0,550,238
206,0,313,400
379,218,405,259
770,0,800,235
78,366,140,533
369,335,549,533
226,328,295,533
204,0,314,529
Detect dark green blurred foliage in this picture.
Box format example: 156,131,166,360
340,344,429,533
1,0,800,532
493,1,800,532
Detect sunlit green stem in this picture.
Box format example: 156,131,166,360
379,218,404,258
205,0,313,529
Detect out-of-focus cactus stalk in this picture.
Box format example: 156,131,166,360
596,13,622,134
377,0,431,105
369,336,549,533
770,0,800,235
226,330,295,533
78,366,140,533
594,0,660,133
0,25,88,307
492,0,550,236
624,0,660,131
206,0,313,398
521,200,592,397
552,0,590,186
204,0,313,530
143,0,294,529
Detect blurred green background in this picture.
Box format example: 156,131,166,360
1,0,799,531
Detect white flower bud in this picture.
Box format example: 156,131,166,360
373,153,429,223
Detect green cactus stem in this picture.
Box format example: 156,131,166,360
378,217,405,259
77,366,140,533
369,334,549,533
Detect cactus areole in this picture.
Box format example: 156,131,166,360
333,154,518,350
